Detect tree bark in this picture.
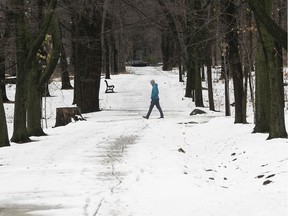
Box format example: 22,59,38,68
161,29,174,71
11,0,31,143
0,51,10,102
206,48,215,111
26,14,61,137
225,0,245,123
194,49,204,107
74,3,103,113
185,44,194,98
60,45,73,89
101,1,111,79
247,0,287,50
223,55,231,116
253,0,287,139
11,0,57,143
0,88,10,147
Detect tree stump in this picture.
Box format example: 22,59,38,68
54,107,85,127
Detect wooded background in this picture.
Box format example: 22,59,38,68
0,0,287,146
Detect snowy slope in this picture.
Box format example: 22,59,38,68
0,66,287,216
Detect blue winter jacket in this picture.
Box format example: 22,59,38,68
151,83,159,100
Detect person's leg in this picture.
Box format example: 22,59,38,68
144,100,156,119
155,99,164,118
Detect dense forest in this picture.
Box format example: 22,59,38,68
0,0,287,146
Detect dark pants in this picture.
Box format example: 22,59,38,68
146,99,164,118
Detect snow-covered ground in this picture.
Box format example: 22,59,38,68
1,66,287,216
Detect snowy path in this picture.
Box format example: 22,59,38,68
0,66,287,216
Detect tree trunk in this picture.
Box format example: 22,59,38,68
113,44,119,74
185,46,194,98
248,0,287,50
253,31,270,133
109,35,115,74
161,29,174,71
60,45,73,89
194,49,204,107
253,0,287,139
223,55,231,116
207,49,215,111
27,61,46,136
243,65,248,123
225,0,245,123
157,0,187,82
11,0,57,143
101,2,111,79
267,40,287,139
26,14,61,137
0,49,10,102
0,88,9,147
178,55,183,82
11,0,31,143
74,5,103,113
104,37,110,79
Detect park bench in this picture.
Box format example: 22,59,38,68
104,80,115,93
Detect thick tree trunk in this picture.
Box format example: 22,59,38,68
27,14,61,137
27,61,46,136
253,33,270,133
11,0,31,143
267,42,286,139
253,0,287,139
74,5,102,113
11,0,57,143
248,0,287,50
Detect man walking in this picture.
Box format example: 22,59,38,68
142,79,164,119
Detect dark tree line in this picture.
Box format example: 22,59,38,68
155,0,287,139
0,0,287,147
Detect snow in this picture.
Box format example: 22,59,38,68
1,66,288,216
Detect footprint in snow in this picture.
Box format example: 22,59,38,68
266,174,276,179
263,180,273,185
178,148,185,153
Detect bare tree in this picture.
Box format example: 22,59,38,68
249,0,287,139
72,0,103,113
11,0,57,143
224,0,246,123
